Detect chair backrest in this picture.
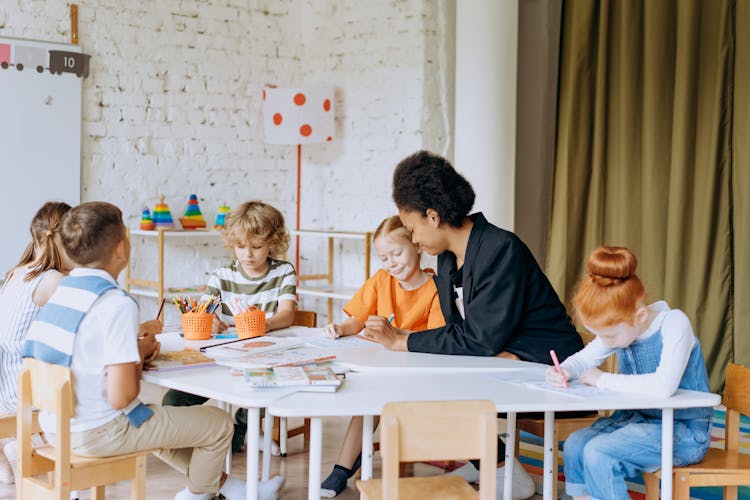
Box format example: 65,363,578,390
293,310,317,327
380,400,497,500
722,363,750,451
18,358,75,495
22,358,73,416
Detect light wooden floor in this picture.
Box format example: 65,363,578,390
0,381,545,499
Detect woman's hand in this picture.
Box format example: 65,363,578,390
324,323,343,339
212,315,229,333
363,315,409,351
138,331,161,364
545,365,570,387
579,367,603,386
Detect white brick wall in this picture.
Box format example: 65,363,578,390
1,0,451,324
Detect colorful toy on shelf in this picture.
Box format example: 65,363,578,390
152,195,175,229
179,194,207,230
215,203,230,229
140,207,154,230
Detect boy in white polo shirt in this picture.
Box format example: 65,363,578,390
23,201,284,500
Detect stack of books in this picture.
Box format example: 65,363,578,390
243,365,343,392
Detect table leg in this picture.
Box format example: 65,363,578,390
247,407,260,500
308,417,323,500
504,412,516,500
543,411,554,499
361,415,374,480
661,408,674,499
280,417,288,456
360,414,374,500
218,401,232,474
263,410,273,481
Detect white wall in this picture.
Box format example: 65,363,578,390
0,0,453,324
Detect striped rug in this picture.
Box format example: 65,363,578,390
516,408,750,499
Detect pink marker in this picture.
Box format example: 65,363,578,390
550,350,568,389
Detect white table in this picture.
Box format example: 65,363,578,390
147,329,720,500
142,331,303,500
268,326,543,373
334,346,541,373
268,370,720,500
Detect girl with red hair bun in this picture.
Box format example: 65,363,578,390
546,246,714,500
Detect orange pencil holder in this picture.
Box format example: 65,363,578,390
181,312,213,340
235,306,266,339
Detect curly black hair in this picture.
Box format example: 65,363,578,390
392,150,475,228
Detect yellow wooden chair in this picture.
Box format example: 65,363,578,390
17,358,152,499
643,363,750,499
1,411,41,439
513,331,617,499
268,309,316,455
356,400,497,500
1,414,16,438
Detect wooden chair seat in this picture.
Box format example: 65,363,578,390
35,445,154,467
643,446,750,498
672,447,750,473
644,363,750,499
357,475,478,499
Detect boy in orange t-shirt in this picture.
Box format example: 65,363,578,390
320,216,445,496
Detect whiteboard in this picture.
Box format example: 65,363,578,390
0,36,83,275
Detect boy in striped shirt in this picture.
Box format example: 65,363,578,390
163,201,297,453
206,200,296,331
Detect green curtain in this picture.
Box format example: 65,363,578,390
733,0,750,370
548,0,746,391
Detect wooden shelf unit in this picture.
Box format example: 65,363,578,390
125,228,222,305
291,229,372,320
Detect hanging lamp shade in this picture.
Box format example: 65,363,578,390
262,87,334,145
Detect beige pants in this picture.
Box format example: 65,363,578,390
70,404,233,494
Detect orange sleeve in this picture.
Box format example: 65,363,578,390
426,291,446,329
343,271,382,323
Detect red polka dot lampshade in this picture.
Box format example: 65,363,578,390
263,87,334,144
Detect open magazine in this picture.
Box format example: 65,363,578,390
202,336,304,359
214,343,335,369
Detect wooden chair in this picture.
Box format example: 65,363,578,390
1,411,41,439
1,414,16,438
269,309,316,455
17,358,152,499
356,400,497,500
513,331,617,499
643,363,750,499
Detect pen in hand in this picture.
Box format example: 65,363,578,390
550,349,568,389
155,298,166,321
387,313,394,324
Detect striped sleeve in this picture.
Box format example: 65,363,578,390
276,261,297,303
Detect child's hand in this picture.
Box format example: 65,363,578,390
212,315,229,333
324,323,343,339
138,331,161,364
579,367,603,386
545,365,570,386
139,319,163,336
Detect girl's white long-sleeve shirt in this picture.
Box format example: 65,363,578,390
560,301,696,397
